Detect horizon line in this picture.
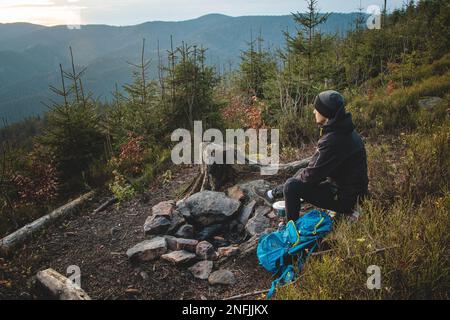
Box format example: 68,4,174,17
0,11,366,28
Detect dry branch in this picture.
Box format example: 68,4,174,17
0,191,95,255
92,196,116,215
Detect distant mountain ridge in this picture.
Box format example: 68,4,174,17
0,13,364,124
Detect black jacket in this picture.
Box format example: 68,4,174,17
297,107,368,199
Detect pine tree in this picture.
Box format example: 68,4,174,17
163,41,221,131
107,39,160,145
238,31,277,99
39,48,105,192
291,0,331,82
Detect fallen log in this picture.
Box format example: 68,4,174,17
0,191,95,255
36,268,91,300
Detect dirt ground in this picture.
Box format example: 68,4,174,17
0,162,303,300
0,144,318,300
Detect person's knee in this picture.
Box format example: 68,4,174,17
283,178,304,195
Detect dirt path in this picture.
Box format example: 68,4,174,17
0,164,283,300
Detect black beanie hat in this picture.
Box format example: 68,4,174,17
314,90,345,119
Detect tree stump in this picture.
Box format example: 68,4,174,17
182,142,312,198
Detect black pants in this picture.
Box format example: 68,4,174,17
272,178,359,221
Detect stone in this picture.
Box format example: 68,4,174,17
188,260,214,280
238,235,260,256
175,224,194,238
126,237,167,261
184,190,240,226
228,220,240,233
213,236,230,247
218,246,240,258
167,209,186,234
236,223,245,234
140,271,149,281
267,211,278,219
237,200,256,225
161,250,197,265
176,200,191,219
143,215,171,235
163,235,178,251
226,185,245,202
254,206,271,217
245,207,271,236
238,180,273,204
208,270,236,285
197,224,223,241
110,225,121,237
196,241,218,261
175,238,199,252
163,236,198,252
418,96,444,110
212,238,230,248
152,200,175,218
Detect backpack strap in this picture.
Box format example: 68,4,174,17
267,264,296,299
267,241,321,299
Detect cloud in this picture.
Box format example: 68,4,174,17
0,1,55,8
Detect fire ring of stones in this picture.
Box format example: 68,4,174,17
126,180,280,285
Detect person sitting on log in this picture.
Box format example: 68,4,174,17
259,90,369,221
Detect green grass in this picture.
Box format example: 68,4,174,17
349,69,450,136
277,194,449,299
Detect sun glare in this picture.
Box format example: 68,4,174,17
0,1,84,26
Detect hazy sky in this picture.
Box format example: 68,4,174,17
0,0,407,26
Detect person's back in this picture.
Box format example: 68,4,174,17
313,107,368,201
262,90,369,221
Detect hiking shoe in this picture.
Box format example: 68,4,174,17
252,186,276,206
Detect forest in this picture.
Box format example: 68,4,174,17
0,0,449,300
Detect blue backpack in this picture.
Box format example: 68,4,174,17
257,210,333,298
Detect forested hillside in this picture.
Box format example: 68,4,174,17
0,13,360,124
0,0,448,300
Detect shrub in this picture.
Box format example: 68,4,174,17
365,142,401,204
366,122,449,205
108,170,136,204
11,144,59,207
278,104,318,147
400,124,449,202
221,96,264,129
